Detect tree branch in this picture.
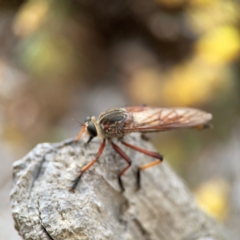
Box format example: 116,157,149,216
11,134,235,240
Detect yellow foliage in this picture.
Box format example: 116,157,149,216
194,178,229,221
128,62,233,106
195,26,240,65
161,62,231,106
13,0,49,36
187,1,240,34
190,0,217,7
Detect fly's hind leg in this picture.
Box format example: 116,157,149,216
121,141,163,190
111,141,132,192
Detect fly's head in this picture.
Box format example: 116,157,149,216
84,116,99,144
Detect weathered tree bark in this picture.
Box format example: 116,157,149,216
11,134,236,240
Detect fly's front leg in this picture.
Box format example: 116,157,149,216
69,139,106,192
111,141,132,192
62,126,86,148
121,141,163,190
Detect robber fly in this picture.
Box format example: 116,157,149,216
69,106,212,192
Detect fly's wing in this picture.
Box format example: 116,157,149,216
123,106,212,133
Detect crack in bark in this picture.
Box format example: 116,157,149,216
133,218,151,240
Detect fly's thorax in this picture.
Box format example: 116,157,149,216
98,126,126,138
97,108,133,138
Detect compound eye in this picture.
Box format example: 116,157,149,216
87,122,97,137
85,116,91,122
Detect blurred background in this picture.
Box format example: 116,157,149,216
0,0,239,239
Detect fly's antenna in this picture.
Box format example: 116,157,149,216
79,122,85,127
72,118,85,127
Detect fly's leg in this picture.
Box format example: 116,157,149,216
121,141,163,190
62,126,86,147
69,139,106,192
111,141,132,192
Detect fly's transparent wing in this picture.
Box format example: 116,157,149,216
123,106,212,133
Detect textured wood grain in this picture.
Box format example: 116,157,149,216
11,133,236,240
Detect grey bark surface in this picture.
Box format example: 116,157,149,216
11,133,236,240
